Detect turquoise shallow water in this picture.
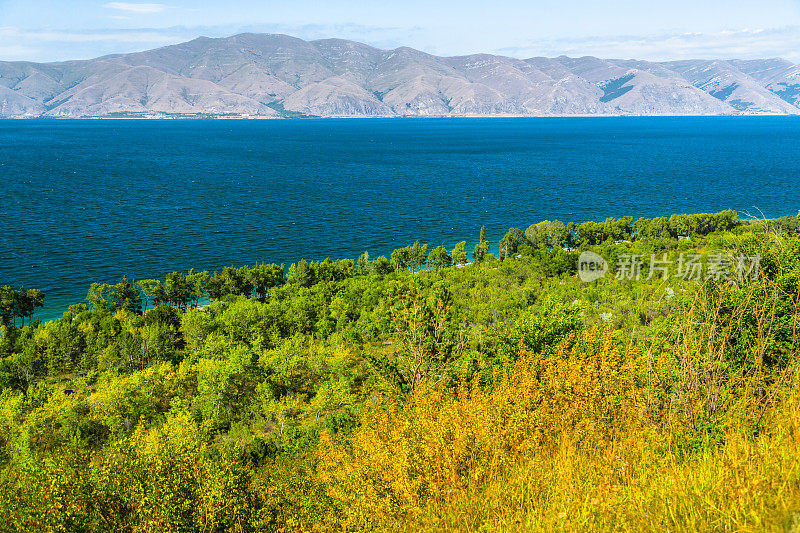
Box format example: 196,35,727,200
2,116,800,322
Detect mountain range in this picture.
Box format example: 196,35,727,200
2,33,800,118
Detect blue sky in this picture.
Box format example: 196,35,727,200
2,0,800,62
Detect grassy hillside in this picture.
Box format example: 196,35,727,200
1,212,799,531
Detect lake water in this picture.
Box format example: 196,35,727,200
2,116,800,321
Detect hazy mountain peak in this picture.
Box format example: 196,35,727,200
1,33,798,118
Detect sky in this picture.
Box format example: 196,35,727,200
2,0,800,63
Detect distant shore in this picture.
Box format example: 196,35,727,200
4,113,798,120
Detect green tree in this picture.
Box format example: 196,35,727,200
633,216,671,241
499,228,527,259
388,285,461,392
410,242,429,272
313,258,337,283
575,221,610,247
137,279,162,313
372,256,393,276
163,272,192,309
0,286,17,327
142,322,179,365
427,246,452,271
17,289,45,326
391,246,413,272
86,283,113,312
14,330,47,388
525,220,568,250
208,272,225,301
335,259,357,280
222,266,253,297
357,252,370,275
474,226,490,263
451,241,467,266
250,263,285,302
614,216,634,241
288,260,314,288
186,269,210,308
47,318,85,376
111,277,141,314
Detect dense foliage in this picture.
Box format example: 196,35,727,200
1,211,800,531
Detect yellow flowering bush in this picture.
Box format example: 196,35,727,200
318,328,657,529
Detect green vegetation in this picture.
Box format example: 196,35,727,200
0,287,45,328
1,210,800,531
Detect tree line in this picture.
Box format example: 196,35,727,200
0,209,754,329
499,209,742,258
74,237,483,318
0,287,45,328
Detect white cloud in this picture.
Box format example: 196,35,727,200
102,3,166,15
2,23,799,64
0,44,40,59
0,26,191,61
495,27,800,61
0,27,183,44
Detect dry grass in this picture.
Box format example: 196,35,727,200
317,273,800,532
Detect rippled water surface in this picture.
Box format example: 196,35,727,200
2,117,799,321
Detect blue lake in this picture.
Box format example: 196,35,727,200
2,116,799,321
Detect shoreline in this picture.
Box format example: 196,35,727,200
3,113,799,120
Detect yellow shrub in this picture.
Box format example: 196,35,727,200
317,327,800,531
317,328,654,529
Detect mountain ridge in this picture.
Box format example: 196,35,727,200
2,32,800,118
